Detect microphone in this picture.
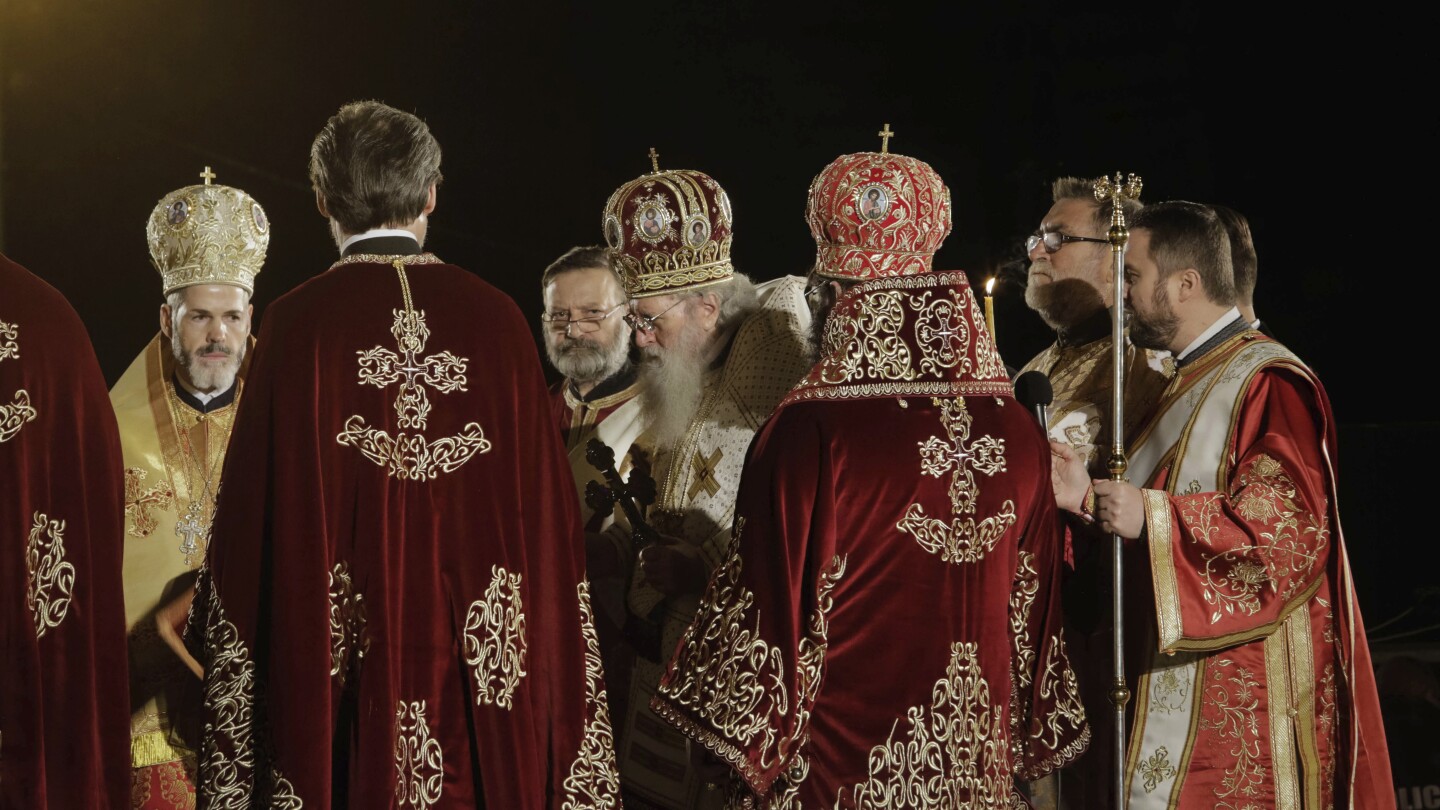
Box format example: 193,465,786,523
1013,370,1053,428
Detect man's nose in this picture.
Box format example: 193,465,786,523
207,320,227,342
1027,240,1048,261
633,328,655,348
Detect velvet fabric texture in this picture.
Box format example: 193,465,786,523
653,272,1089,807
192,255,620,808
0,253,131,809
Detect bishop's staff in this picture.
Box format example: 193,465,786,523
1094,171,1142,809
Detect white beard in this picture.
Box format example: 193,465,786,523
636,326,712,450
173,339,243,394
545,330,629,386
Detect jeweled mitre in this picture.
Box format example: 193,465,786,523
602,161,734,298
146,171,270,295
806,150,951,281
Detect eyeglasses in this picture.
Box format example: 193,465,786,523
1025,231,1110,254
623,297,686,334
540,302,626,334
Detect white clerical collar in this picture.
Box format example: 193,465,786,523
179,380,234,406
1251,318,1261,329
1176,306,1242,362
340,229,420,254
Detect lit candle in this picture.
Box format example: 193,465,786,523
984,277,997,342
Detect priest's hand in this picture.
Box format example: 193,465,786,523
1093,480,1145,539
1049,441,1091,513
640,535,708,598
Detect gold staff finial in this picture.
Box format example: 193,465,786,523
877,123,895,154
648,147,660,174
199,166,217,186
1092,172,1143,229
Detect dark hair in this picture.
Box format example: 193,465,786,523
541,245,617,290
1131,201,1236,305
1050,176,1143,235
309,101,443,235
1209,204,1256,307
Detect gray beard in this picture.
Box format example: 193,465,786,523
1024,272,1107,331
172,339,244,394
636,328,712,450
546,332,629,386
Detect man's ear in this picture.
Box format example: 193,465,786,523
423,183,437,216
696,292,721,331
316,190,330,219
1175,267,1202,303
159,303,173,339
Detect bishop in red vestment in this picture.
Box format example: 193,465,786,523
192,101,620,809
0,253,131,809
1059,202,1391,809
653,147,1088,808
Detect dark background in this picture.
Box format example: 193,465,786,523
0,4,1433,634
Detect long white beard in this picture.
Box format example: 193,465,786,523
636,327,712,450
546,331,629,386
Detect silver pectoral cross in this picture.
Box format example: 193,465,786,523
176,506,209,566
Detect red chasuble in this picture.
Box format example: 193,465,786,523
653,272,1089,808
1106,331,1392,810
193,254,620,808
0,254,130,808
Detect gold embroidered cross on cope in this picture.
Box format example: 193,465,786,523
688,447,724,499
122,468,175,538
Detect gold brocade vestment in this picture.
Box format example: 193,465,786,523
111,334,246,780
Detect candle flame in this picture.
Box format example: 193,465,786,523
985,277,996,295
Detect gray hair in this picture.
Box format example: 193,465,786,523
309,100,443,235
690,272,759,334
1051,176,1143,236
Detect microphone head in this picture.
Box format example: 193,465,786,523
1013,370,1053,409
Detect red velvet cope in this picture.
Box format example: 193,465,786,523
653,273,1088,805
193,258,615,808
0,253,131,809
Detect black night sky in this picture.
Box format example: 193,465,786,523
0,3,1431,627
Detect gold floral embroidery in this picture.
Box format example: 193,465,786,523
1200,659,1266,808
760,754,808,810
328,561,368,687
463,566,528,710
0,389,37,444
124,466,176,538
0,319,17,361
1024,634,1088,777
899,398,1015,564
818,288,913,384
25,512,74,639
1139,745,1178,793
1317,662,1338,805
337,261,491,481
653,521,845,787
561,581,622,809
394,700,443,809
196,570,303,808
1149,664,1193,715
836,642,1013,809
1008,551,1039,687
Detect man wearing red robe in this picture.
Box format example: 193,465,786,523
653,144,1089,808
192,101,621,808
1054,201,1392,808
1,253,130,808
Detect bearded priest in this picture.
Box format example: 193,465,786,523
652,137,1089,807
599,155,812,808
191,101,620,808
109,168,265,807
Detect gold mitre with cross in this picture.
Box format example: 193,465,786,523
146,166,270,295
602,148,735,298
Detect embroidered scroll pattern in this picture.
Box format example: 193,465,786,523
338,262,491,481
561,581,622,809
1149,665,1193,715
0,319,35,444
1185,453,1329,624
463,566,528,710
899,398,1015,564
836,642,1012,809
1027,635,1088,774
818,289,912,385
1008,551,1039,687
394,700,443,809
25,512,74,639
197,570,302,808
654,520,845,785
1200,659,1266,808
123,467,176,538
328,561,368,687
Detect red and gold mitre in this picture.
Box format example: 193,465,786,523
805,147,951,281
602,152,734,298
146,167,270,295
